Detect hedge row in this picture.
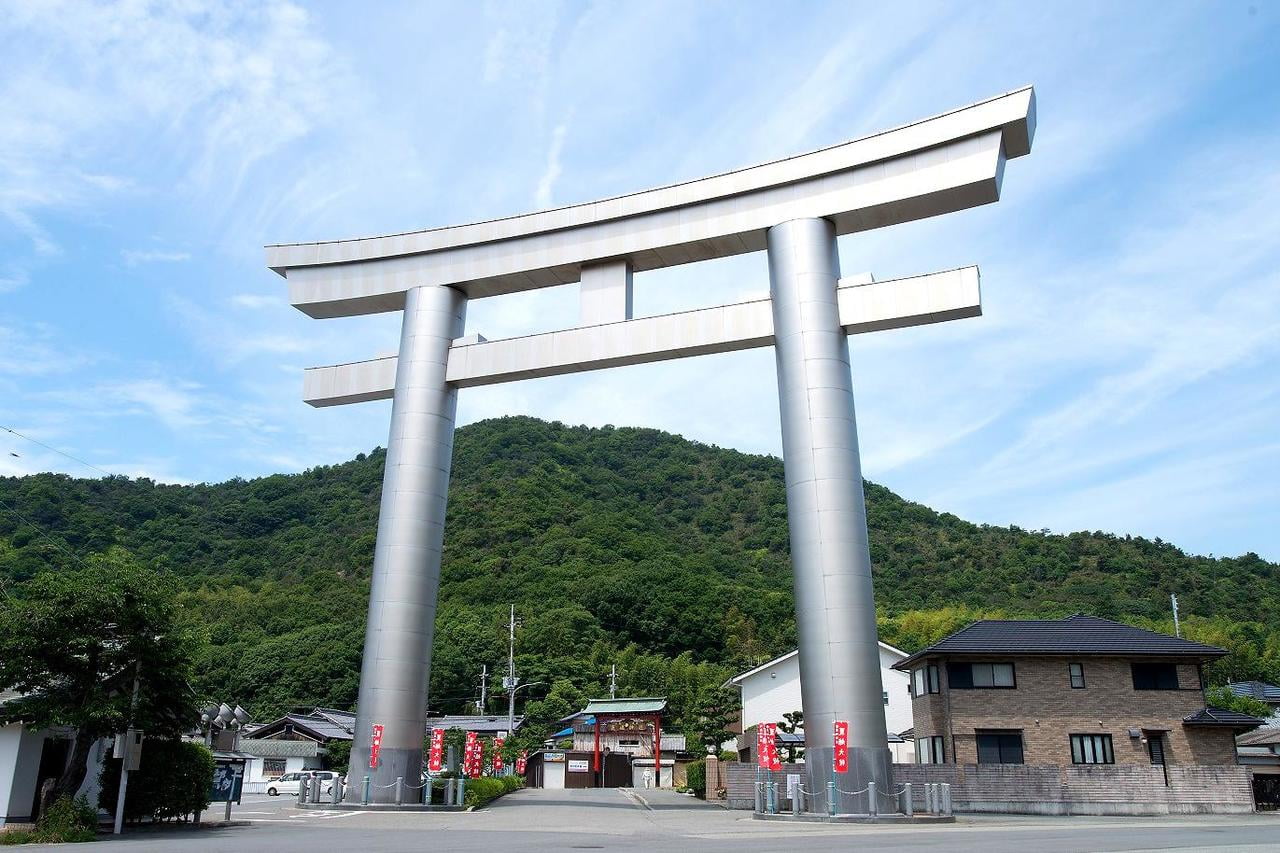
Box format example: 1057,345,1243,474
463,775,523,809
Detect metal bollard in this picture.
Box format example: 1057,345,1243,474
332,777,343,804
791,784,801,816
942,782,952,816
768,781,778,814
310,775,321,802
458,777,466,807
903,782,913,817
395,776,404,806
827,780,836,816
868,780,877,817
362,775,371,805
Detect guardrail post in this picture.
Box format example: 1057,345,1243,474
903,783,913,817
395,776,404,806
332,777,343,804
867,780,877,817
362,776,371,805
298,780,308,805
458,777,466,807
769,780,778,814
827,780,836,816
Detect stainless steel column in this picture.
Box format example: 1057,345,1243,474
767,217,892,815
347,284,466,802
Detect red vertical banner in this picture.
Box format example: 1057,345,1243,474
757,723,780,771
515,749,527,775
369,723,384,769
492,737,505,773
833,720,850,774
464,731,480,778
427,727,445,773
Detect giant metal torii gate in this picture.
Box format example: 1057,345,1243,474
267,87,1035,812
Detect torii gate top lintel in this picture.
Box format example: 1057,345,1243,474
267,87,1034,318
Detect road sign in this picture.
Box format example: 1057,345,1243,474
209,761,244,804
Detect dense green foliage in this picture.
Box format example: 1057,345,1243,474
0,796,97,845
97,741,214,823
685,758,706,798
2,416,1278,743
0,551,200,800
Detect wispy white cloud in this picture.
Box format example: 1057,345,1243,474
231,294,284,309
534,121,569,208
121,249,191,266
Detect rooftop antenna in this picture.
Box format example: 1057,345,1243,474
1171,593,1181,638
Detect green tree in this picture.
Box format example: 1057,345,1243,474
0,549,201,802
691,686,738,755
1205,686,1273,720
777,710,804,762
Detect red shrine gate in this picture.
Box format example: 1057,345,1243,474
582,698,668,788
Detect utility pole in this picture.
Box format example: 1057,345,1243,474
478,664,488,713
113,662,141,835
505,605,519,738
610,664,617,700
1171,593,1181,638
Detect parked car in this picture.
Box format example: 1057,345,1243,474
266,770,339,796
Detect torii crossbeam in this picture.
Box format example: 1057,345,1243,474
267,87,1035,813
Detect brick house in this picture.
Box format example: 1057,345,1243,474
892,615,1262,772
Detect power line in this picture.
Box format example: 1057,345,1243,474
1,424,117,478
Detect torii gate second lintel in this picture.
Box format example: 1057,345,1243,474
268,87,1036,812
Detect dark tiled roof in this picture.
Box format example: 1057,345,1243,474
425,715,524,733
1237,727,1280,746
1183,707,1265,729
893,614,1226,669
1228,681,1280,703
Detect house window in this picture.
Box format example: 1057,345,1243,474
263,758,287,777
912,665,939,697
915,736,946,764
976,731,1024,764
1070,733,1114,765
947,662,1016,689
1132,662,1179,690
1069,663,1086,689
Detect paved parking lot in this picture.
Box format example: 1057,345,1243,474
36,788,1280,852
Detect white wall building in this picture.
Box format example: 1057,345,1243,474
1,693,107,826
729,643,915,764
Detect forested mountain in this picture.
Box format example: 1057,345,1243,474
1,416,1277,732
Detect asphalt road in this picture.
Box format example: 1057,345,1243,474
39,788,1280,852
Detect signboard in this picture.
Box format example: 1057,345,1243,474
492,737,505,773
427,728,445,773
786,773,801,799
543,751,565,763
567,759,590,773
757,723,780,771
833,720,849,774
369,723,384,769
209,761,244,804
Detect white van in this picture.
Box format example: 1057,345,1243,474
266,770,338,796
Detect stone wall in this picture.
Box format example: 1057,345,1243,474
723,761,1254,814
891,763,1254,815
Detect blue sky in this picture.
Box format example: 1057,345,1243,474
1,1,1277,561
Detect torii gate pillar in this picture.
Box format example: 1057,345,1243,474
347,284,465,782
768,217,889,813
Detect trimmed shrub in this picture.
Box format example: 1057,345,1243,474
98,740,214,823
686,759,707,799
461,775,523,809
